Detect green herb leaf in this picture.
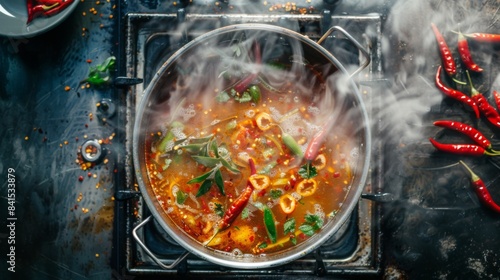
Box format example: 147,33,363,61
196,179,213,197
298,163,318,179
284,218,296,235
269,189,283,200
216,91,231,103
241,208,250,219
305,214,324,229
237,92,252,103
299,214,323,236
176,190,188,204
191,156,222,168
258,242,268,249
219,156,240,173
298,224,315,236
187,169,214,184
214,203,224,217
214,169,225,195
290,237,297,245
85,56,116,86
182,143,206,154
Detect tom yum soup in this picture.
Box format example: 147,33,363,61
143,37,361,256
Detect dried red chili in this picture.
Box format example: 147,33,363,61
457,31,483,72
435,66,480,118
431,23,457,77
433,120,496,152
429,138,500,157
460,161,500,214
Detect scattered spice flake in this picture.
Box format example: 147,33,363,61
24,136,29,141
81,207,89,214
77,192,83,202
65,86,71,91
86,59,92,63
95,253,100,258
78,175,84,182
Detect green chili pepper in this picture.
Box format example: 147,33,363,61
248,85,261,103
157,121,184,152
281,132,304,158
263,206,277,243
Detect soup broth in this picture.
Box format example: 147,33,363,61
144,83,358,255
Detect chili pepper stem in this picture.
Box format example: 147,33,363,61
459,160,480,182
465,70,479,97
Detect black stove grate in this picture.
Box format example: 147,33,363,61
112,10,384,278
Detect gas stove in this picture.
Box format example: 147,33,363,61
112,5,384,278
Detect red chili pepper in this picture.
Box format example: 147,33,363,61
218,158,257,231
435,66,480,118
463,32,500,43
467,72,500,128
304,115,335,161
27,0,73,24
460,161,500,214
429,138,492,156
233,42,262,93
431,23,456,77
493,90,500,111
433,120,495,151
457,32,483,72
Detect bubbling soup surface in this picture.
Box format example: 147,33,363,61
144,38,359,255
145,85,358,255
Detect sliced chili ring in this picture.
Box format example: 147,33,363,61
249,174,271,190
255,112,274,131
279,194,296,214
312,154,326,170
296,178,318,197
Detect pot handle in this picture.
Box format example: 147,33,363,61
132,216,190,270
317,26,371,78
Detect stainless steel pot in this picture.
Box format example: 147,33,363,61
133,23,371,269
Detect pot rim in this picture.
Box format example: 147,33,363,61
132,23,372,269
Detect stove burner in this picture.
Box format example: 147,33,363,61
114,9,384,278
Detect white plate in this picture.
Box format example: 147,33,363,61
0,1,79,38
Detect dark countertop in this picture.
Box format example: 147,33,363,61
1,0,499,279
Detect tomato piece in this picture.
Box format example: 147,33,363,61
296,178,318,197
279,194,296,214
249,174,271,190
